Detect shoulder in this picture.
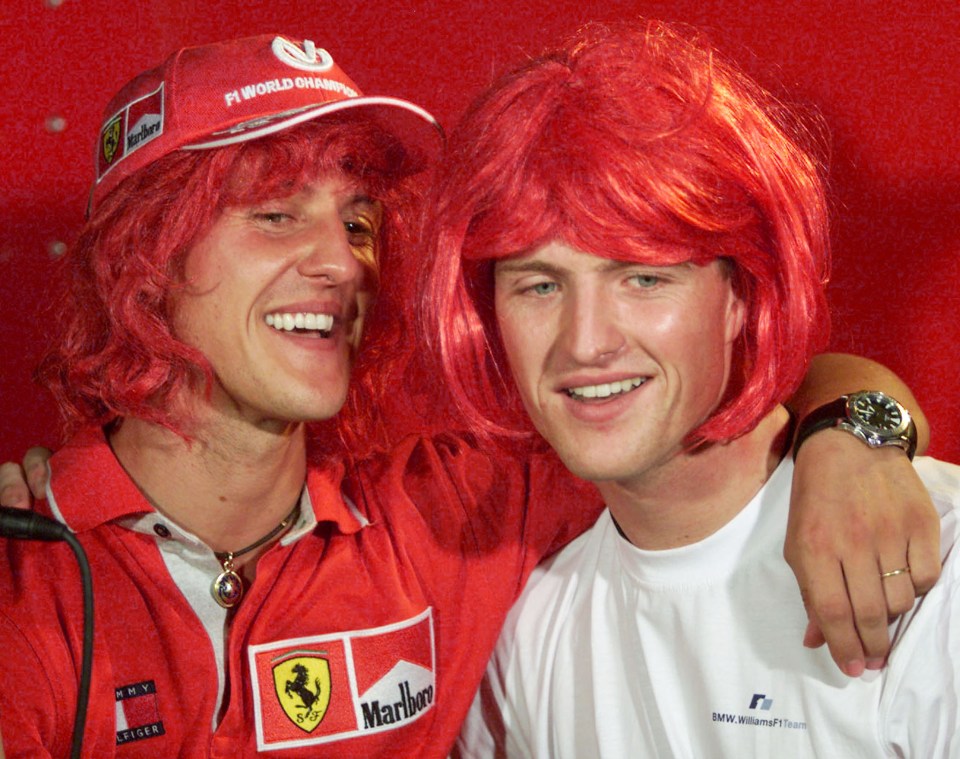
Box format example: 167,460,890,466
499,513,611,645
347,433,529,519
342,434,602,562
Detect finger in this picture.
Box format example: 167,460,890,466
906,528,942,596
0,462,32,510
798,558,866,677
842,555,892,667
802,618,826,649
23,447,52,500
877,541,918,618
878,569,915,619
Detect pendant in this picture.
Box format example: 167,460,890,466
212,555,244,608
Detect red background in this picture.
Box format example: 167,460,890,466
1,0,958,463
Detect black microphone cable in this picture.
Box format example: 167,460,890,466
0,507,93,759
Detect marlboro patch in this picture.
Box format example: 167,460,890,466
249,608,435,751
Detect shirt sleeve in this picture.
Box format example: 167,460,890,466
0,610,63,758
377,434,602,576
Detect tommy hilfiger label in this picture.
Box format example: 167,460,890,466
115,679,165,745
248,608,435,751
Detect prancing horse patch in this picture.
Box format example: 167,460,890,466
248,608,435,751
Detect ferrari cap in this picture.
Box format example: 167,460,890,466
91,34,442,211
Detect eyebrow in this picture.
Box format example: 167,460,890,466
347,191,375,205
495,257,653,277
341,193,381,215
495,259,561,276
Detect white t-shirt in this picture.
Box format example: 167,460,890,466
458,457,960,758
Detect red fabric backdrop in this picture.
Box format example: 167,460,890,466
1,0,957,462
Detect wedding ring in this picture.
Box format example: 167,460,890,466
879,566,910,579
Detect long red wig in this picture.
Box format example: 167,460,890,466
38,114,425,455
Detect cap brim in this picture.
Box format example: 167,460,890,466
182,95,444,169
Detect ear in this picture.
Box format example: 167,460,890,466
723,285,746,345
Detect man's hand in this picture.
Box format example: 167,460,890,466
0,448,52,509
785,430,940,677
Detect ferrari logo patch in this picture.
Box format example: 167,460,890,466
272,652,331,732
101,116,122,165
249,608,435,751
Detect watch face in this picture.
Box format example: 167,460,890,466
849,391,905,433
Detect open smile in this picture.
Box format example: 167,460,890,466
565,377,646,401
265,311,334,338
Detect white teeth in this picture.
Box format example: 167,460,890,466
567,377,645,400
264,312,334,334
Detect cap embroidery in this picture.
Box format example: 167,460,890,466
96,83,164,183
271,37,335,73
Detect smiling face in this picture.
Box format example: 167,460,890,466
494,241,745,487
171,173,380,429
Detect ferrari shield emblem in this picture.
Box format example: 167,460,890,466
272,652,331,732
101,116,122,165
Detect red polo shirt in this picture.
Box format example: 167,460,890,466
0,428,599,757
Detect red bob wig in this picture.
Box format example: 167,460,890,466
423,20,831,445
39,114,423,452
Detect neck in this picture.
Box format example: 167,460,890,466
601,406,791,550
109,411,308,555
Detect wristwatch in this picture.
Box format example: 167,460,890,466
793,390,918,460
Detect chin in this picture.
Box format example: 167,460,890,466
554,454,614,483
260,388,349,425
553,446,643,484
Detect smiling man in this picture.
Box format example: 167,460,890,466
0,34,509,757
425,22,960,758
0,30,945,759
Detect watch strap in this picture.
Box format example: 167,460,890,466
793,397,851,459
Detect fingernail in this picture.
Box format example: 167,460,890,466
844,660,865,677
865,657,885,670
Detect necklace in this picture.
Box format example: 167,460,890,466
211,501,300,609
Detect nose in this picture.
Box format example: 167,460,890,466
561,284,625,364
295,217,366,287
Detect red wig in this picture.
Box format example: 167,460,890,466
423,20,831,446
39,114,425,454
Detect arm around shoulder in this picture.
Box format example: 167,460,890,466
783,352,939,677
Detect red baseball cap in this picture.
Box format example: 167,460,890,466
91,34,443,212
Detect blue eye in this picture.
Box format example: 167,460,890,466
528,281,557,296
630,274,659,288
